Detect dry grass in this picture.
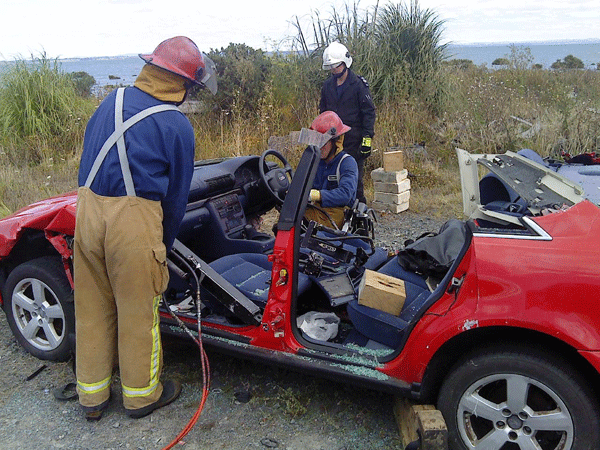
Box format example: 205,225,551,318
0,154,80,213
2,64,600,221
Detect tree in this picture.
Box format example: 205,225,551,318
492,58,509,66
563,54,584,69
206,43,272,117
551,54,584,70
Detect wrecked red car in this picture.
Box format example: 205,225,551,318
1,146,600,450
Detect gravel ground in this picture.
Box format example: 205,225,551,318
0,209,448,450
371,209,446,250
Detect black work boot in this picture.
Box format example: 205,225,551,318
127,380,182,419
82,397,110,421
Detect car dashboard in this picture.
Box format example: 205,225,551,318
177,156,278,262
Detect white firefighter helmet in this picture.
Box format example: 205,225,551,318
322,42,353,70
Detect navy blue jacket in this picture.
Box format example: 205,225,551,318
78,87,195,250
313,151,358,208
319,69,376,160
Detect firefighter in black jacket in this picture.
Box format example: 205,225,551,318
319,42,376,204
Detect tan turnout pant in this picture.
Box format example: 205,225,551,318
304,203,347,229
74,187,169,410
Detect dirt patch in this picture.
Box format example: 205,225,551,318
0,313,404,450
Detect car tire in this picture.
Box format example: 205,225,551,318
438,346,600,450
3,256,74,361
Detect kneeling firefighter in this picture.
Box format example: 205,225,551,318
305,111,359,228
74,36,217,421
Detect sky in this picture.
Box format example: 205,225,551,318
1,0,600,60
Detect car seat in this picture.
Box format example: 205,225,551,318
206,253,312,310
345,257,431,348
345,221,471,349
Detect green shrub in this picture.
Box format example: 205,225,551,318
69,71,96,97
206,43,273,118
507,45,534,70
371,1,447,110
551,54,585,70
444,59,475,71
492,58,509,66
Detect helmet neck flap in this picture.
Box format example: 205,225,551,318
134,64,188,104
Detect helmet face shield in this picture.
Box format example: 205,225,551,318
298,128,334,149
323,61,343,71
197,54,218,94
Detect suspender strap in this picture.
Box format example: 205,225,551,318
84,88,180,195
327,153,350,186
335,153,350,185
114,88,135,196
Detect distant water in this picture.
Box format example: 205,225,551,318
58,55,144,88
1,42,599,93
447,42,600,69
0,55,144,94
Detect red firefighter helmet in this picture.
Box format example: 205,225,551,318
310,111,351,139
139,36,217,94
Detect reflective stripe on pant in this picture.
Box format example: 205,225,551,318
74,187,169,410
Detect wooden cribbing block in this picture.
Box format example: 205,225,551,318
394,398,448,450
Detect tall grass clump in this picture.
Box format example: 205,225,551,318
371,1,447,109
291,1,448,111
0,53,95,164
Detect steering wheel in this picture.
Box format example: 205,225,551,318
258,149,294,204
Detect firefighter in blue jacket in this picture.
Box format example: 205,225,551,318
320,42,376,204
305,111,359,228
74,36,217,421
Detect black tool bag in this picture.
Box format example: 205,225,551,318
397,219,466,280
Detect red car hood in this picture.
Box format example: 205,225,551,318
0,192,77,258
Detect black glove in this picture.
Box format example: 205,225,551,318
360,136,372,158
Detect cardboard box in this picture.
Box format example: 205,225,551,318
358,269,406,315
384,150,404,172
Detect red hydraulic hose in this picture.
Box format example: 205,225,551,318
161,283,210,450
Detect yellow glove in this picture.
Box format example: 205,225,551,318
360,136,372,157
309,189,321,203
